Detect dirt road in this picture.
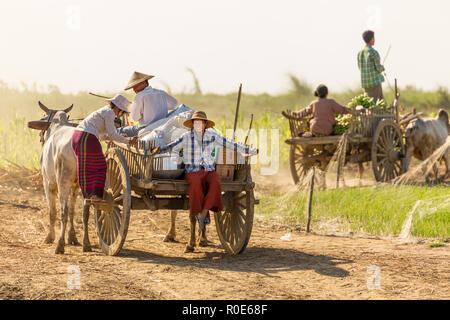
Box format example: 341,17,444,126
0,185,448,300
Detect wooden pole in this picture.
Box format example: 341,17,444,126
394,79,399,123
336,134,347,188
244,114,253,146
336,144,342,189
232,83,242,141
229,83,242,165
244,114,254,178
336,159,341,189
89,92,112,99
306,167,315,233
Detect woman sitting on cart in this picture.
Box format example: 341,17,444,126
293,84,355,137
158,111,258,230
71,94,138,204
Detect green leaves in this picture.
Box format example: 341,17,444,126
348,93,386,110
333,122,349,135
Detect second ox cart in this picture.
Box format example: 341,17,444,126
283,94,409,184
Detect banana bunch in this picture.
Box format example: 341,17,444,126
333,114,352,135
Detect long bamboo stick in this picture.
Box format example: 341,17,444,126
306,167,315,233
232,83,242,141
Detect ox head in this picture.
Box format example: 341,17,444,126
28,101,74,145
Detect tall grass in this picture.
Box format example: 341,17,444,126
0,112,41,168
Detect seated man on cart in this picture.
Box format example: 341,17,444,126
157,111,258,230
293,84,355,137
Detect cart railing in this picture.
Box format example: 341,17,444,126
108,140,253,184
348,108,395,138
281,110,311,138
108,140,157,181
282,107,395,140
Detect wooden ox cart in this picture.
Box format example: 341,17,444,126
90,140,256,256
282,95,409,184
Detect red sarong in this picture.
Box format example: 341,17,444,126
71,131,107,199
185,169,223,217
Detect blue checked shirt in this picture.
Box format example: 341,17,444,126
159,129,256,173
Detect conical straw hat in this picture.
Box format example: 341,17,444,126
124,71,154,90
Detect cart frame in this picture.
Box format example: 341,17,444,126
91,140,256,256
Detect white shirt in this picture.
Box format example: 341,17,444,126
130,86,178,128
76,106,129,144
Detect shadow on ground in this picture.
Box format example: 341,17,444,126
118,246,352,278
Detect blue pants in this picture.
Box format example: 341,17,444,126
117,125,144,137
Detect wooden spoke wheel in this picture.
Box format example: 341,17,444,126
215,190,255,255
371,119,407,182
94,148,131,256
289,144,313,184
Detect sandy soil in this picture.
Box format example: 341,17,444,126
0,181,448,300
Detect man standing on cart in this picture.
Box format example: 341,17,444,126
358,30,385,103
157,111,258,231
119,71,178,137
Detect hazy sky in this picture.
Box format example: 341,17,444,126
1,0,449,94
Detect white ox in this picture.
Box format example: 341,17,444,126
37,102,92,254
405,109,449,178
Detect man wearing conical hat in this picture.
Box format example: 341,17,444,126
119,71,178,137
158,111,258,250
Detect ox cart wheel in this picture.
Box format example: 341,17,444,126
290,144,333,184
94,148,131,256
371,119,407,182
215,190,255,255
290,144,313,184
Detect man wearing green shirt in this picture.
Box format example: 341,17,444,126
357,30,385,103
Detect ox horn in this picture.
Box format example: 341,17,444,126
64,104,74,113
38,101,51,115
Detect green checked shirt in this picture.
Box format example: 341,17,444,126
357,45,385,89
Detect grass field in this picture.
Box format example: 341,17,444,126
257,185,449,239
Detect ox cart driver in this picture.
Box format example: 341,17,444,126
71,94,138,204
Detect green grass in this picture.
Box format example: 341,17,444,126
0,112,41,168
257,185,450,239
428,242,445,248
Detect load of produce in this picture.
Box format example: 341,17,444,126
332,93,387,135
333,113,352,135
348,93,386,110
